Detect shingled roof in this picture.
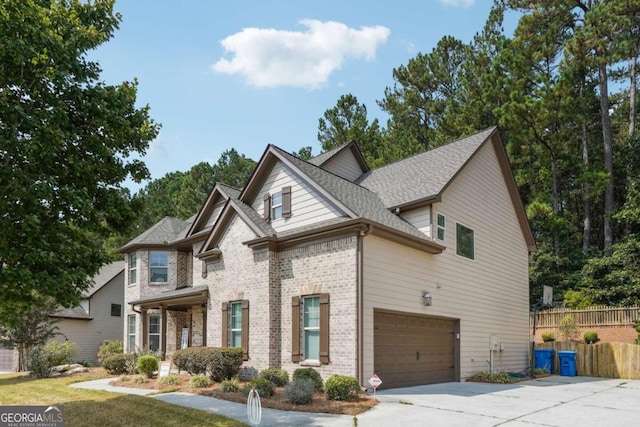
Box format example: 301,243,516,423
271,146,432,241
120,217,192,252
357,127,497,209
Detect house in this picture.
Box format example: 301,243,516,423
120,127,536,389
50,261,125,364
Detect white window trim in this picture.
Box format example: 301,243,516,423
127,315,136,353
302,295,320,363
129,253,137,286
271,191,283,221
149,251,169,284
455,221,475,261
148,314,160,352
436,212,446,242
229,301,243,347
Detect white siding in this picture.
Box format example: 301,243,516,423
362,141,530,381
55,271,125,364
322,150,364,182
399,206,432,237
251,161,345,232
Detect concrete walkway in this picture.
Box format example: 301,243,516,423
70,375,640,426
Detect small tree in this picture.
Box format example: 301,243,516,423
558,315,579,342
0,299,60,371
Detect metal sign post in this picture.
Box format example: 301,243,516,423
368,374,382,396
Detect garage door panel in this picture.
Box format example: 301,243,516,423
374,310,457,389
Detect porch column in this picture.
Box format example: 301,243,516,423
141,308,148,350
161,305,167,357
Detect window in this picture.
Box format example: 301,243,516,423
436,213,446,241
230,302,242,347
263,186,291,221
129,253,137,285
221,300,249,361
127,315,136,353
149,251,168,283
111,304,122,317
303,296,320,361
456,223,475,260
291,293,329,364
271,191,282,220
149,314,160,351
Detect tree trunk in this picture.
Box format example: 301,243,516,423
582,119,591,255
598,61,614,255
625,55,637,237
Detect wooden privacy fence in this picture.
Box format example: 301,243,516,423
531,305,640,329
536,341,640,380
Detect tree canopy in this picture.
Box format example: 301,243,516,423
0,0,160,326
316,0,640,307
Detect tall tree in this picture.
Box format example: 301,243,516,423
0,0,159,326
210,148,256,189
378,36,468,150
317,94,388,166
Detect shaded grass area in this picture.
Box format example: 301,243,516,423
0,372,246,427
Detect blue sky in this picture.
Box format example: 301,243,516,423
93,0,516,191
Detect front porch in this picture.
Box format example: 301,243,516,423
129,285,209,358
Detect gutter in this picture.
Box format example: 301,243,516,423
356,224,373,387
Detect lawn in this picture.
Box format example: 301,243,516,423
0,371,246,427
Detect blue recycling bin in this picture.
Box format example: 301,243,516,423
534,348,554,373
558,350,577,376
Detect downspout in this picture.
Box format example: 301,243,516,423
356,224,373,387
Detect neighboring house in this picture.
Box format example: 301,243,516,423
50,261,125,364
0,347,18,372
120,127,536,389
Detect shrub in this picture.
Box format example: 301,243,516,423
533,367,550,376
42,341,78,366
221,378,241,392
242,377,274,398
102,353,137,375
133,375,147,383
583,331,598,344
137,355,159,378
189,374,210,388
159,374,180,385
172,347,242,381
541,332,555,342
469,371,511,384
558,316,579,341
282,379,315,405
324,375,361,401
292,368,323,390
28,347,53,378
97,339,123,363
259,368,289,387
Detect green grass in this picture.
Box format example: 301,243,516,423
0,372,247,427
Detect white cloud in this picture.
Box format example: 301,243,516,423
212,20,390,89
438,0,475,7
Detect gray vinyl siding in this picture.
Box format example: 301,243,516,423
252,161,344,232
54,271,125,364
322,150,364,182
399,206,432,237
362,141,530,381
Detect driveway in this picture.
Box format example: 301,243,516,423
357,375,640,426
71,375,640,426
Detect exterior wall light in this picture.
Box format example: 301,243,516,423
422,291,432,306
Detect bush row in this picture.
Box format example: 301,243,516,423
171,347,242,381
